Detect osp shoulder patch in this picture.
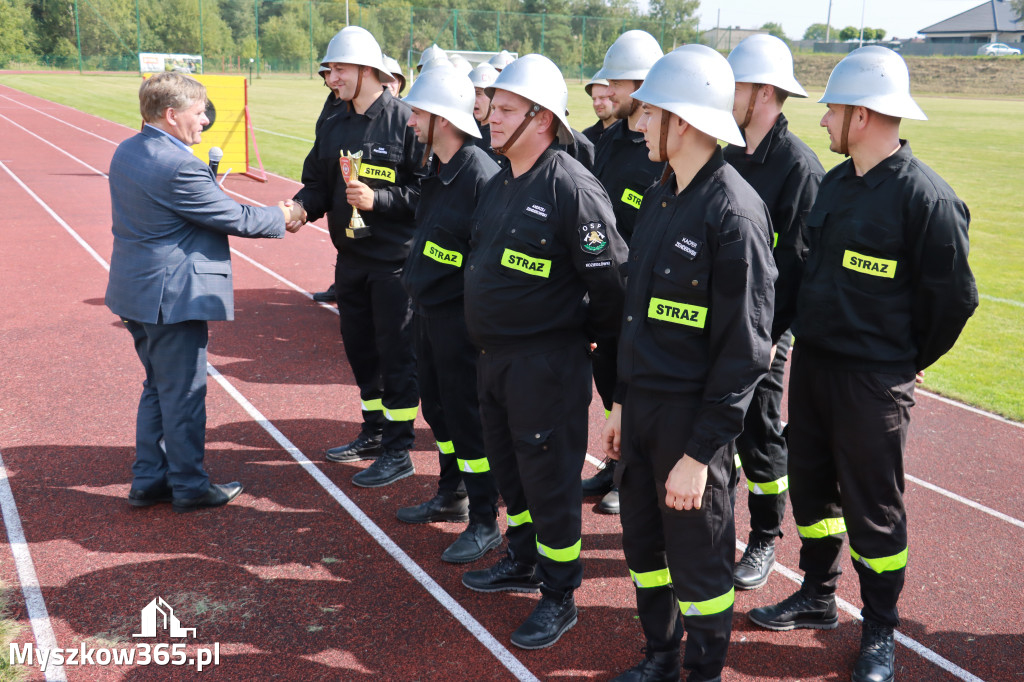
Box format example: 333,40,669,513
579,221,608,255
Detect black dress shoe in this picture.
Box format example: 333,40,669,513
396,493,469,524
462,553,541,593
351,449,414,488
596,487,620,514
172,482,243,513
510,591,578,649
852,620,896,682
734,537,776,590
442,520,502,564
312,284,336,303
748,588,838,631
582,459,616,496
325,433,382,462
611,647,681,682
128,484,173,507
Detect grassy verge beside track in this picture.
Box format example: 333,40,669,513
1,72,1020,422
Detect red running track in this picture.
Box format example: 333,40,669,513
0,83,1022,681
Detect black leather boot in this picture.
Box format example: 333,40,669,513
509,590,578,649
852,619,895,682
582,459,616,496
325,433,382,462
733,537,776,590
350,449,413,487
748,588,838,631
396,493,469,524
611,647,680,681
462,552,541,593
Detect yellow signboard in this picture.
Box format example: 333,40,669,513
192,75,248,177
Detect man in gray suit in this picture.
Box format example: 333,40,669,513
106,72,303,513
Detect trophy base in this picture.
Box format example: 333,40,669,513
346,226,372,239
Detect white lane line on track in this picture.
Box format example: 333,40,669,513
0,449,68,682
738,540,986,682
2,147,539,682
917,389,1024,430
5,103,1001,682
905,474,1024,530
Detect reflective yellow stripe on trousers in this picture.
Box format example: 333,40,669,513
747,475,789,495
507,509,532,527
629,567,671,589
798,517,847,539
361,399,383,413
436,440,455,455
384,405,418,422
458,457,491,474
679,587,735,617
537,539,582,562
850,546,908,573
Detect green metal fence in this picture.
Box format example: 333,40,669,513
1,0,688,81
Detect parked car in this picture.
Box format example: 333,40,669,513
977,42,1022,56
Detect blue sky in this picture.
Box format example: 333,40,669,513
695,0,987,40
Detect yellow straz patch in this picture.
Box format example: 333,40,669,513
648,298,707,328
621,188,643,209
501,248,551,278
358,163,396,183
843,250,896,279
424,241,462,267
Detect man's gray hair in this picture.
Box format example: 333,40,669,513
139,72,207,123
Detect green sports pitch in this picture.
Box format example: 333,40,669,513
1,72,1020,422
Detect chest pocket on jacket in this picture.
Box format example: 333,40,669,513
359,142,402,185
501,221,555,279
647,234,710,332
842,219,902,294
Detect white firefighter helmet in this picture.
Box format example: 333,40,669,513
728,34,808,98
448,53,474,76
486,53,572,145
416,44,445,72
382,55,406,93
403,64,481,138
593,30,664,82
819,46,927,120
320,26,394,84
487,50,516,71
585,75,609,97
469,62,499,89
632,44,745,147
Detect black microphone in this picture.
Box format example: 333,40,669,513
208,146,223,175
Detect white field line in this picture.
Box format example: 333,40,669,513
2,141,539,682
0,449,68,682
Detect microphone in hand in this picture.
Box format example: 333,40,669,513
208,146,224,175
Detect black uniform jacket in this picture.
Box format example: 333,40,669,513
294,90,427,269
794,141,978,373
593,118,665,244
464,146,627,395
402,143,500,316
616,148,777,465
724,114,824,342
582,119,608,147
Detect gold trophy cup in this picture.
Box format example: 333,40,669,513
340,149,371,239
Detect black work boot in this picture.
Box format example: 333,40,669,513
852,620,896,682
350,449,413,488
582,459,616,496
462,552,541,593
596,487,620,514
509,590,578,650
442,519,502,564
396,493,469,524
325,433,382,462
748,588,839,631
734,537,776,590
611,646,681,681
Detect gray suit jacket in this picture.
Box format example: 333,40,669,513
105,126,284,324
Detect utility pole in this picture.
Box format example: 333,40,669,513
859,0,867,47
826,0,833,43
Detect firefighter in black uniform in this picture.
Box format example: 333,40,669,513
291,27,426,487
583,29,666,516
602,45,776,682
311,64,341,304
469,62,503,167
394,65,503,563
460,54,627,650
724,34,825,590
748,46,978,682
581,76,614,146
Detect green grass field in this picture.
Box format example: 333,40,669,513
1,72,1021,422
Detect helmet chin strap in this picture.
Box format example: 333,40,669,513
739,83,762,131
840,105,853,157
421,113,436,167
492,103,540,156
659,108,672,184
